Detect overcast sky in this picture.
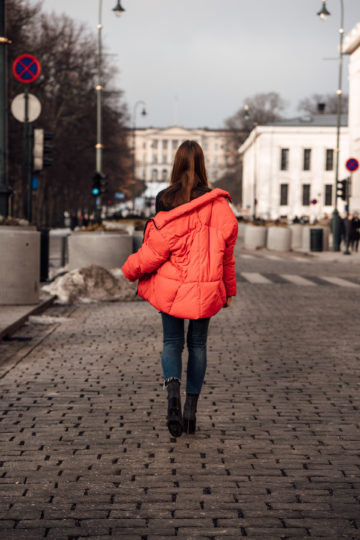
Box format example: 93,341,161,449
36,0,360,129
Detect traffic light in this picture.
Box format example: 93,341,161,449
33,129,54,171
92,172,102,197
337,179,348,201
92,172,108,197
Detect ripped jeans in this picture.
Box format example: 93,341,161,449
160,312,211,395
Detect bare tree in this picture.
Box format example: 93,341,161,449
216,92,286,205
298,93,348,115
7,0,132,226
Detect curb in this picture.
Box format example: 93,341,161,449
0,295,57,341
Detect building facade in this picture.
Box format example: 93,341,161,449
239,115,349,221
344,22,360,213
132,126,236,189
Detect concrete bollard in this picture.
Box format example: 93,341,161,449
289,225,303,251
237,223,247,247
244,225,267,250
68,232,133,271
266,227,291,251
0,227,40,305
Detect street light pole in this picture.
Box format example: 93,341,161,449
0,0,11,217
132,100,146,211
95,0,125,221
317,0,344,251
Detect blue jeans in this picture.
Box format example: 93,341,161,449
160,313,211,394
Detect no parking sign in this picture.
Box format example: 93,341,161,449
12,54,41,83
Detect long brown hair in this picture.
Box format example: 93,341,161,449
160,140,209,210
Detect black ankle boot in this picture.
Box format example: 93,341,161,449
166,379,182,438
183,393,199,434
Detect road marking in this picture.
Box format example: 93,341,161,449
241,272,272,284
280,274,316,286
320,276,360,288
240,254,256,259
292,257,311,263
262,254,282,261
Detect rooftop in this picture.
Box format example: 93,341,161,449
269,113,348,128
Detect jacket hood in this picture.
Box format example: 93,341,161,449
153,188,232,230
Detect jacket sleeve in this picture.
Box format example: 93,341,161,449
223,218,238,296
122,221,169,282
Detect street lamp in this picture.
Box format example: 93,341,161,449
94,0,125,220
112,0,125,17
317,0,344,251
132,100,147,212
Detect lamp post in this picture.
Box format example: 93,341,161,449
131,100,147,211
95,0,125,220
317,0,344,251
0,0,11,217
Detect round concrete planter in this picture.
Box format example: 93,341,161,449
266,226,291,251
289,225,303,251
237,222,247,246
244,225,267,250
68,232,132,270
0,227,40,305
133,231,144,253
302,226,330,252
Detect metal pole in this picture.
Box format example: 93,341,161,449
95,0,103,222
24,86,33,223
0,0,11,217
132,100,146,212
331,0,344,251
343,176,351,255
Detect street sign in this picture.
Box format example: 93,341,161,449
115,192,125,199
32,177,39,190
311,199,318,205
13,54,41,83
345,157,359,172
11,93,41,123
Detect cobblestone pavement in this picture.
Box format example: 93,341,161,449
0,251,360,539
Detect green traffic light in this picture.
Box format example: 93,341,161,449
92,187,100,196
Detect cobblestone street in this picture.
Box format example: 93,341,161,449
0,249,360,539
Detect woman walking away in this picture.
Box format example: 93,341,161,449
122,140,238,437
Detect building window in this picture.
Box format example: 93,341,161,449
280,184,288,206
161,169,167,181
152,154,158,164
162,140,168,149
215,143,219,151
326,149,334,171
143,142,146,149
152,169,158,181
152,139,158,149
303,149,311,171
280,148,289,171
213,170,218,180
172,140,178,150
325,184,332,206
302,184,310,206
214,156,218,164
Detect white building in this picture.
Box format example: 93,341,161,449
344,22,360,212
132,126,236,197
239,115,349,220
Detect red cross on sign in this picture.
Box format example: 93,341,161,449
13,54,41,84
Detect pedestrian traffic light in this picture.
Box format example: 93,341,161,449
337,179,348,201
92,172,102,197
33,129,54,171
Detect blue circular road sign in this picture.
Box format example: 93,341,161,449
346,158,359,172
13,54,41,84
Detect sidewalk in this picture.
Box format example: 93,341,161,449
0,280,359,538
0,295,56,340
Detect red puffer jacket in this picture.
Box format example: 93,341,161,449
122,188,238,319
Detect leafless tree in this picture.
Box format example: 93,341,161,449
298,93,348,115
6,0,132,226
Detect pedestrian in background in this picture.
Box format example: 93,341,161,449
350,212,360,252
122,140,238,438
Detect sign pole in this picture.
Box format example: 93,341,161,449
343,176,351,255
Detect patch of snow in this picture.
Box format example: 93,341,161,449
42,264,138,305
29,315,70,325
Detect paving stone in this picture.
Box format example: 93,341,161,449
0,248,359,537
